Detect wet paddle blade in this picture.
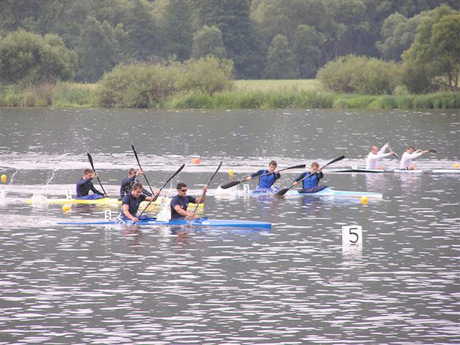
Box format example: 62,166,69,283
220,180,241,189
276,188,290,197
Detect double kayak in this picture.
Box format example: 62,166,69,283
58,217,272,230
329,168,460,174
215,186,382,199
25,196,204,208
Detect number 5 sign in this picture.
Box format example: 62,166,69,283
342,225,363,246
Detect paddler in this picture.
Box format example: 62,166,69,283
365,143,396,169
120,182,159,223
400,146,428,170
246,160,281,192
119,168,152,200
170,183,207,220
292,162,327,193
76,169,105,200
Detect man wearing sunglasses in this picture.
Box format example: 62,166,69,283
170,182,207,220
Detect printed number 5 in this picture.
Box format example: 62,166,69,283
348,227,360,244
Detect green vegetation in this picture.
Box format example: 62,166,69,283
0,82,95,107
1,1,459,109
2,80,458,110
96,56,234,107
0,30,76,87
317,55,402,95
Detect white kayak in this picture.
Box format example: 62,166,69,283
215,186,382,199
329,168,459,174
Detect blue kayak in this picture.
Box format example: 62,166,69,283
58,217,272,230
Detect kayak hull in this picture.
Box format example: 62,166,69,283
58,217,271,230
25,197,204,209
285,188,382,198
329,168,459,174
215,186,382,199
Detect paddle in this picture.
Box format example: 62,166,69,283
186,161,223,226
131,144,154,195
86,152,107,196
220,164,306,189
136,163,186,219
428,149,438,154
276,156,345,197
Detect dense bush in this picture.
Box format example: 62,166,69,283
96,56,234,107
0,30,76,86
317,55,402,95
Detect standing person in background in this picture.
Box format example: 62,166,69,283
366,143,396,169
76,169,105,199
246,160,281,192
400,146,428,170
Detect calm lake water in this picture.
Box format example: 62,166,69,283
1,108,459,344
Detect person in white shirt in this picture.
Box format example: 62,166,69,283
400,146,428,170
365,143,395,169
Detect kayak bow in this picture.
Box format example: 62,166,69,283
58,217,272,230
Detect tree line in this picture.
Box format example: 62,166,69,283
0,0,459,92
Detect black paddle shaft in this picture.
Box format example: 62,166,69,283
137,163,185,219
276,156,345,196
188,161,223,223
131,145,154,195
86,152,107,196
220,163,306,189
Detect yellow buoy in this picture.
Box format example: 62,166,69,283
228,169,234,177
62,204,70,212
361,196,368,205
454,163,459,169
1,174,6,182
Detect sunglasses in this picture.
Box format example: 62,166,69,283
180,189,188,192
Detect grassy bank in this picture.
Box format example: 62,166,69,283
0,82,96,107
1,80,459,109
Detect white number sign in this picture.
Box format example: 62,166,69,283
342,225,363,246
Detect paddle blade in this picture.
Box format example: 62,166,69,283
280,164,306,171
206,161,223,187
429,149,438,154
276,188,290,197
322,155,345,169
220,180,241,189
87,152,95,169
131,144,141,165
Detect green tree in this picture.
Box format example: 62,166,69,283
191,25,226,59
0,30,76,86
264,34,298,79
77,17,120,82
123,0,159,60
431,13,460,90
194,0,263,78
293,25,322,78
377,11,430,61
402,5,460,92
162,0,193,60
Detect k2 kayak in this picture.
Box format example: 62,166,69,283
25,196,204,208
215,186,382,199
57,217,272,230
329,168,459,174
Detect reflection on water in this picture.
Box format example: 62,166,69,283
0,108,459,344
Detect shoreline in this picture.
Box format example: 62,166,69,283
1,81,459,110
